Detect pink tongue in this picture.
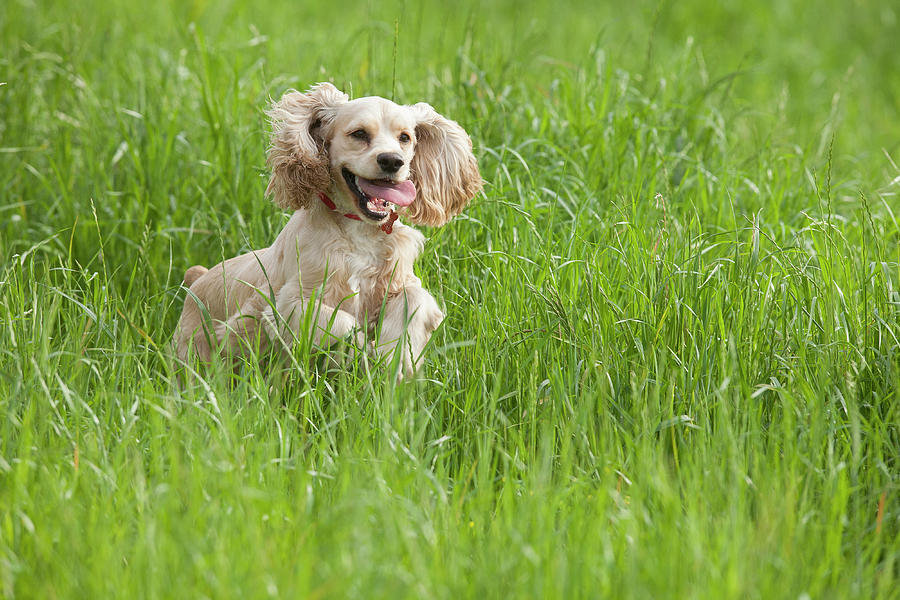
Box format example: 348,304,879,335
356,177,416,207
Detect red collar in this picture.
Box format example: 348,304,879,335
318,192,399,234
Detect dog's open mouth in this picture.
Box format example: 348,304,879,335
341,168,416,221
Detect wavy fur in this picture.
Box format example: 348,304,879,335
406,103,483,226
265,82,348,210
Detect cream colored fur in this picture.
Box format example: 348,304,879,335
173,83,481,377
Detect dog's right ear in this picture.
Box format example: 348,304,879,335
265,82,348,210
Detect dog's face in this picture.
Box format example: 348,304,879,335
266,83,482,227
328,97,419,223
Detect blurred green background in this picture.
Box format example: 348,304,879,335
2,1,898,598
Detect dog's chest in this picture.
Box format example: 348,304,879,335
343,249,392,310
304,227,420,319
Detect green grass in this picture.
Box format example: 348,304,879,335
2,0,899,597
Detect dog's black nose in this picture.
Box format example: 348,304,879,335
377,153,404,174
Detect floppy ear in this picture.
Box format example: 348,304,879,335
265,82,348,210
406,103,482,227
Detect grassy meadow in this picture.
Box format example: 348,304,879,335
2,0,899,597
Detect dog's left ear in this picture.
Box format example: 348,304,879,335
405,103,482,227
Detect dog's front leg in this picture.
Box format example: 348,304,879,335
377,283,444,378
262,280,363,351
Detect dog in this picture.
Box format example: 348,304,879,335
173,82,482,377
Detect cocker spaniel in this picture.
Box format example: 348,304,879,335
173,82,482,377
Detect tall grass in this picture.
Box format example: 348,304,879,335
1,0,898,597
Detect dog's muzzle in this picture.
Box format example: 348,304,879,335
341,168,416,221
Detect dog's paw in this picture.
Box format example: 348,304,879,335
423,305,444,335
322,309,360,343
320,326,374,372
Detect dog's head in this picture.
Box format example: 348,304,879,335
266,82,482,227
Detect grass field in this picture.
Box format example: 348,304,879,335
2,0,899,597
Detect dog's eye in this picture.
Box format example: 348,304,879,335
349,129,369,142
398,132,411,143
